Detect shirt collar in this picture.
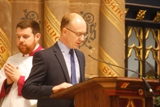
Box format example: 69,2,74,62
57,41,70,54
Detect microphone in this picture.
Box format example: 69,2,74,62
88,55,141,76
141,77,154,95
135,58,159,80
88,55,156,102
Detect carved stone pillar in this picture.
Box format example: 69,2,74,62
44,0,69,48
0,0,11,68
99,0,125,77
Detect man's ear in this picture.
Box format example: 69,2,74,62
62,28,67,35
35,33,41,40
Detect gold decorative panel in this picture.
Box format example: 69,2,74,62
126,26,160,78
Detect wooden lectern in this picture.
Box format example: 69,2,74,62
50,77,160,107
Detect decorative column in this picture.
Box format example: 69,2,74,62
11,0,44,54
99,0,125,77
0,0,11,68
44,0,69,48
69,0,101,79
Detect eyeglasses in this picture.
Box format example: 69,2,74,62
65,28,88,39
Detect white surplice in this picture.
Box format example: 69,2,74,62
0,53,37,107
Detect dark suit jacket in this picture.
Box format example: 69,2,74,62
22,42,85,107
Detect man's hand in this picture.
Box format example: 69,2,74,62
4,63,21,83
5,73,13,85
52,82,73,93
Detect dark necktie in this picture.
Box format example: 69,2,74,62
69,49,77,85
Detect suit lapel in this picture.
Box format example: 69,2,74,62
52,43,71,83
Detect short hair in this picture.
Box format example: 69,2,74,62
16,20,40,35
60,13,71,31
60,13,82,31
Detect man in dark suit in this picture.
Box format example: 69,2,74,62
22,13,87,107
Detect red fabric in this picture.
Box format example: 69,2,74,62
29,45,43,56
20,45,43,95
17,76,25,96
0,79,12,98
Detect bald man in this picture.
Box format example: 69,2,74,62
22,13,87,107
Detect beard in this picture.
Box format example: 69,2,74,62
18,45,33,54
17,40,37,55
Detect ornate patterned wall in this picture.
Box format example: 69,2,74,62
0,0,125,79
